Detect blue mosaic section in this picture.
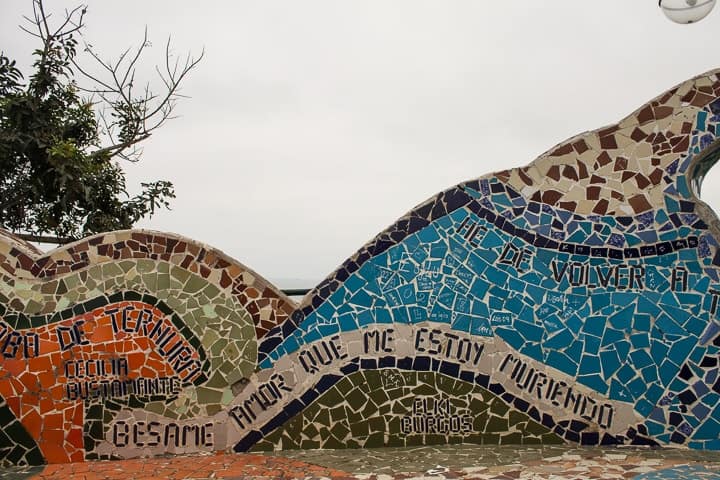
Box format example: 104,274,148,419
250,70,720,451
260,207,719,438
266,199,720,445
258,197,708,363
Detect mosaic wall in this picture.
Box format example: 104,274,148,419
4,68,720,465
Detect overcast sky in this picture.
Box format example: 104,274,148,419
2,1,720,287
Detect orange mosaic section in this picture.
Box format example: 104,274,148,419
28,453,354,480
0,301,204,463
0,229,296,338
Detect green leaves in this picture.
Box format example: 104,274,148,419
0,1,177,241
0,55,23,95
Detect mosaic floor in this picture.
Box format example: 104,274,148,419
3,446,720,479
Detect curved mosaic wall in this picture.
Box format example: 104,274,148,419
4,69,720,465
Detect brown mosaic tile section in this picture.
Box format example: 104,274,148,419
500,69,720,216
0,229,295,338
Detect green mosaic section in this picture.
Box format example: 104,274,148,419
252,370,563,451
0,258,261,463
0,260,257,422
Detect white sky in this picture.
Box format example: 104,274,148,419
2,1,720,288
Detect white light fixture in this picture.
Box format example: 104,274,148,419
659,0,717,23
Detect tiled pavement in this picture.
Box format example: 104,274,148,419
0,454,352,480
4,447,720,480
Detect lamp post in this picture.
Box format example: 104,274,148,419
659,0,716,23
